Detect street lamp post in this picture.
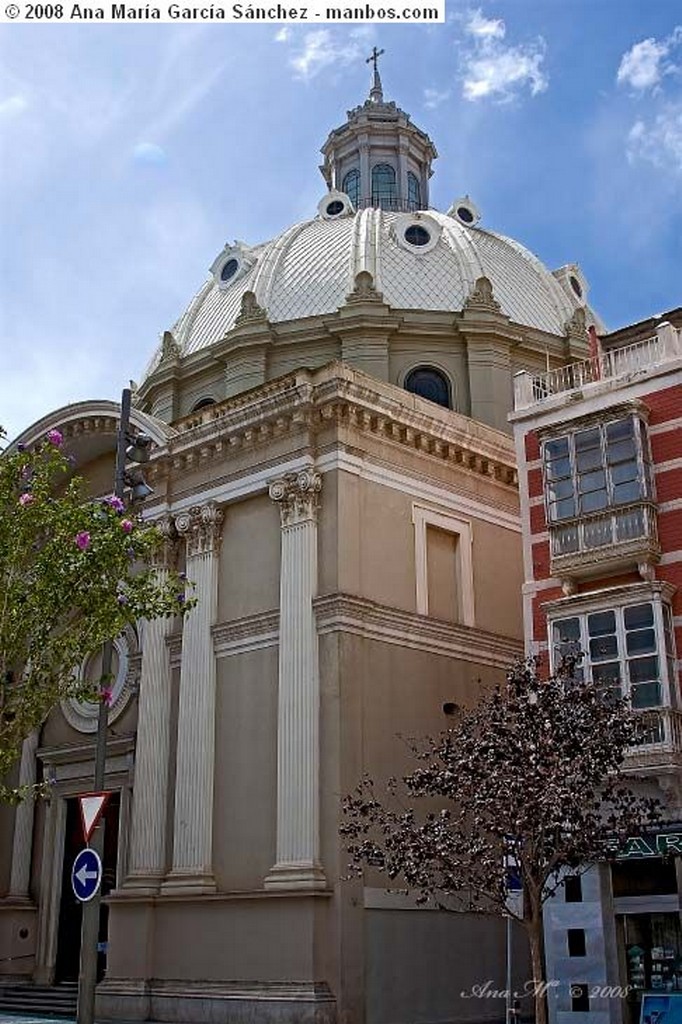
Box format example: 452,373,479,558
76,388,151,1024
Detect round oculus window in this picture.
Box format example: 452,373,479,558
220,258,240,283
404,224,431,247
569,274,583,299
456,205,475,225
325,199,345,216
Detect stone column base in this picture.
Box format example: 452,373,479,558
160,870,216,896
264,861,327,891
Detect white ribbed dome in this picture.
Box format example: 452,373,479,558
142,207,602,382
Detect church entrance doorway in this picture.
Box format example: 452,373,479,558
54,792,120,984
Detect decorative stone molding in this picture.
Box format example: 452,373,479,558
314,593,523,669
464,275,501,314
147,365,518,491
234,290,268,326
269,470,322,528
61,627,140,734
563,306,587,345
160,330,181,365
345,270,384,305
174,502,224,557
8,730,40,899
150,513,178,569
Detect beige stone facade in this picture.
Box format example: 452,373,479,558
1,75,604,1022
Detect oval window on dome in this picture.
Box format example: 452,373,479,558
404,224,431,247
404,367,451,409
220,258,240,283
456,205,475,225
569,274,583,299
326,199,345,216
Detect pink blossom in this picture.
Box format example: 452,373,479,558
19,493,34,507
101,687,113,706
75,531,91,551
107,495,125,514
46,429,63,447
120,519,134,534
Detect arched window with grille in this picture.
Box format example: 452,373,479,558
407,172,421,210
371,163,397,210
404,366,451,409
342,168,360,208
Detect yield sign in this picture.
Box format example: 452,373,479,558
79,792,110,844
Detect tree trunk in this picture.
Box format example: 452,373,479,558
525,890,548,1024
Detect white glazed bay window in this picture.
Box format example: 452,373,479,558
543,413,655,557
550,594,676,711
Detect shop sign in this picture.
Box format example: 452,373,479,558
615,832,682,859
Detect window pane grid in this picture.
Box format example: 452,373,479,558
542,416,650,526
551,601,669,709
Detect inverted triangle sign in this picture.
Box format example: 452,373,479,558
79,792,110,844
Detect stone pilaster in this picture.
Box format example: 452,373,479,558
8,730,39,900
164,502,223,893
126,516,177,892
265,470,326,890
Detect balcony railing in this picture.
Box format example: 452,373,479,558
514,322,682,410
548,497,655,577
625,707,682,770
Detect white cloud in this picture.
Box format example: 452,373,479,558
0,94,28,119
275,27,290,43
465,9,504,40
132,142,167,165
617,28,682,92
626,104,682,173
459,8,548,103
289,30,363,81
424,87,451,109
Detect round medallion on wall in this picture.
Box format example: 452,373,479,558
61,626,139,734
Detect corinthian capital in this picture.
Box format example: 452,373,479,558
150,514,178,569
174,502,224,558
269,470,322,527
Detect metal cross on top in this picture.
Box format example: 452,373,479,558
366,46,385,74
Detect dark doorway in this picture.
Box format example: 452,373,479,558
55,792,120,984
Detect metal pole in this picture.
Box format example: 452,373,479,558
77,388,131,1024
506,913,513,1024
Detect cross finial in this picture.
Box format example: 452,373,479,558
366,46,385,103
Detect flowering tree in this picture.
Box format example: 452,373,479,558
341,660,660,1024
0,427,190,793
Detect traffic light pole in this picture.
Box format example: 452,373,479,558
77,388,132,1024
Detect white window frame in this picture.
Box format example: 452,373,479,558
541,411,654,525
412,504,475,626
545,583,677,710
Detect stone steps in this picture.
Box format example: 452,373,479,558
0,981,78,1018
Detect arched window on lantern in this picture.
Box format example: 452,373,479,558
371,163,397,210
342,168,360,208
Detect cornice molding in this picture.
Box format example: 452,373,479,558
147,364,518,491
212,609,280,658
314,592,523,669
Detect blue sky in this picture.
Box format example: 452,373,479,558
1,3,681,440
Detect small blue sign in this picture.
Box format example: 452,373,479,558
71,848,102,902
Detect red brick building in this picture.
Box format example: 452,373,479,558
510,311,682,1024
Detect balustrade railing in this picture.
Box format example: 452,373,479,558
514,322,682,410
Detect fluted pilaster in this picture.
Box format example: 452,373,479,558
8,730,39,899
126,516,176,891
164,503,223,893
265,470,326,890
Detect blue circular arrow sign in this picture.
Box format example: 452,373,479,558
71,848,102,903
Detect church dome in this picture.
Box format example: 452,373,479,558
142,208,599,382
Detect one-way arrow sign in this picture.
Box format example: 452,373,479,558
71,848,102,903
